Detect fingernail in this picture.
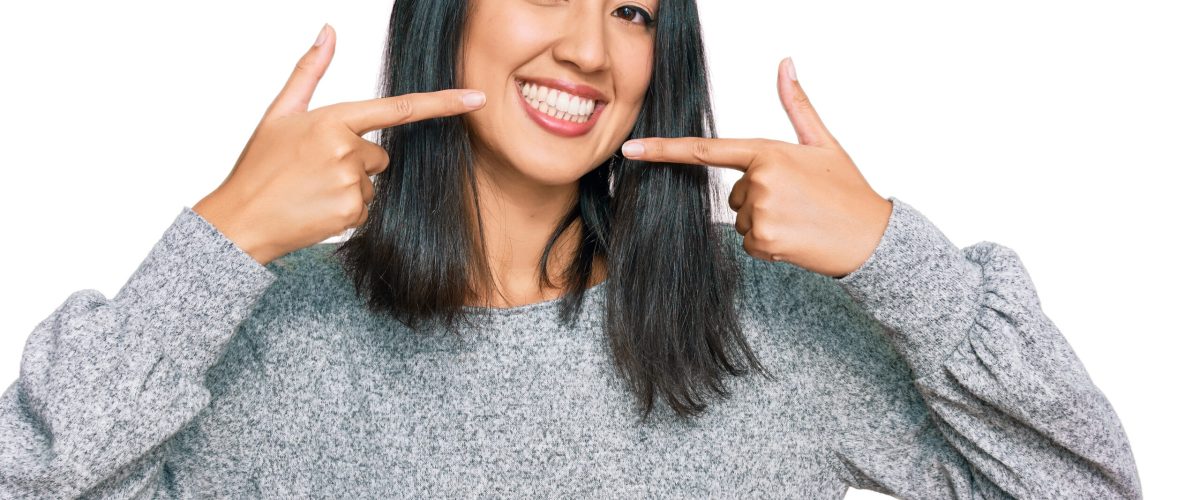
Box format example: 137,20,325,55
784,56,798,82
313,24,330,47
462,91,486,108
622,141,644,158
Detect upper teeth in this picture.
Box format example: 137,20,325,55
519,80,598,123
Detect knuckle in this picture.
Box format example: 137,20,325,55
690,140,711,161
332,142,356,162
749,225,776,245
338,198,363,222
750,203,772,221
392,98,415,121
334,167,361,187
293,59,314,75
729,193,746,211
734,216,751,235
747,172,772,190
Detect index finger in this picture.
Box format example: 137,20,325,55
327,89,487,136
621,137,769,172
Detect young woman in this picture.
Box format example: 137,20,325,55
0,0,1141,497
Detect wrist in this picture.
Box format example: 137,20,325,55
191,195,279,266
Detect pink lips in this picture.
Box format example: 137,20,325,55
515,79,606,138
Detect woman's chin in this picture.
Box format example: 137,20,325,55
513,164,594,187
492,150,599,187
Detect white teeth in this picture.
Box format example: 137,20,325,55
518,79,599,123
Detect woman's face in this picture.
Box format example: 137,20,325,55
461,0,658,187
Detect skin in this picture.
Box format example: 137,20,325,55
621,57,894,279
194,7,891,311
458,0,659,307
193,25,490,271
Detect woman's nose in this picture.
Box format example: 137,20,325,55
551,11,610,74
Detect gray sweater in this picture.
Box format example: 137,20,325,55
0,197,1142,499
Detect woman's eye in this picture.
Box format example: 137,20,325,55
612,5,656,27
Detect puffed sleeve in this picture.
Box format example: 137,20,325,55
828,197,1142,499
0,207,277,498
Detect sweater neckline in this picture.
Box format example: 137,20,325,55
459,279,608,317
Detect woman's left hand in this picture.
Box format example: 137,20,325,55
620,57,894,279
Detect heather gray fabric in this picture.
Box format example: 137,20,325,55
0,196,1142,499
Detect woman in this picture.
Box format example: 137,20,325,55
0,0,1142,498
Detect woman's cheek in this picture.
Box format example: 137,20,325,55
614,44,654,112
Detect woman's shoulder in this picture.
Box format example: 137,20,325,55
258,242,358,316
212,242,360,375
712,220,920,405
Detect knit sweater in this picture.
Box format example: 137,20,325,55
0,197,1141,499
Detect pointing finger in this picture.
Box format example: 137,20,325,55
264,24,336,121
329,89,487,137
778,57,836,147
621,137,772,172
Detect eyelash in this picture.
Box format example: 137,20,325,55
612,5,656,28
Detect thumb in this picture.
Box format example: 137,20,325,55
777,56,835,147
263,23,336,121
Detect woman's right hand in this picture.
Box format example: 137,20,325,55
192,24,486,265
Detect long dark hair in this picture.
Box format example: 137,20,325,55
334,0,773,421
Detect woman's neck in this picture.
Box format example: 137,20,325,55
463,155,605,309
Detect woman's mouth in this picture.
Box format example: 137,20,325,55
515,78,607,138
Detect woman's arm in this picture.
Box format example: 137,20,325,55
829,197,1142,498
0,207,277,498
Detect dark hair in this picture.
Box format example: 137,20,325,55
334,0,774,421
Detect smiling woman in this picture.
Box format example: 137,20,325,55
0,0,1144,498
334,0,760,423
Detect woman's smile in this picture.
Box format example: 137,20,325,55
459,0,655,185
514,76,608,138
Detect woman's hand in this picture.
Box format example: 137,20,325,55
192,24,487,266
619,57,893,279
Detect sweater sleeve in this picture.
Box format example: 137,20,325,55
0,207,277,499
827,197,1142,499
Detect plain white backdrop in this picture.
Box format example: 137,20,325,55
0,1,1195,497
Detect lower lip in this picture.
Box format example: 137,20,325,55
515,80,606,138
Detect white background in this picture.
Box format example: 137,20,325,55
1,1,1195,497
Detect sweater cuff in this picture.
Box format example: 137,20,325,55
112,207,278,378
832,197,984,379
